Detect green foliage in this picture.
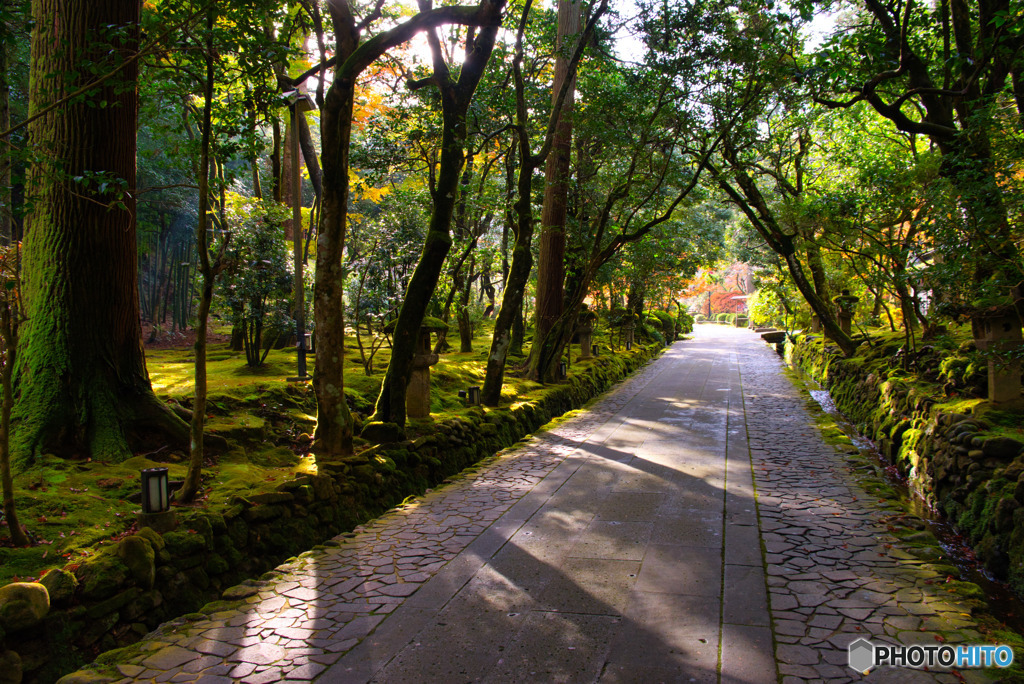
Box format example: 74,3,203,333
347,187,429,322
219,196,292,368
638,322,665,346
677,310,695,334
747,289,786,327
648,311,675,339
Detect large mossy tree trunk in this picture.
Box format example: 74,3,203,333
12,0,188,466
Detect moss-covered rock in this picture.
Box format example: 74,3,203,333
75,555,128,602
135,527,166,552
0,583,50,632
249,445,301,467
117,536,155,590
361,421,405,444
162,529,209,559
39,569,78,607
0,649,23,684
85,588,139,621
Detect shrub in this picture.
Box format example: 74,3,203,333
638,322,665,345
220,197,293,368
748,289,786,327
678,310,695,334
648,311,676,341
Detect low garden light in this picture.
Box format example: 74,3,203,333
140,467,170,514
468,386,481,405
559,361,567,378
626,340,632,351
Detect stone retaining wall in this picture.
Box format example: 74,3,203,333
790,335,1024,594
1,345,661,684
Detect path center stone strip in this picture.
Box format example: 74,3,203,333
71,325,1010,684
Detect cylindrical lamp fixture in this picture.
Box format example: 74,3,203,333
468,386,481,405
141,467,170,513
559,361,567,378
626,340,632,351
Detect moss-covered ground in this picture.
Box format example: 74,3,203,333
0,322,630,585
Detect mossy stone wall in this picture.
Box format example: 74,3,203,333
790,335,1024,593
2,344,662,684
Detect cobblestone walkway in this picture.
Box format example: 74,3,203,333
67,325,1011,684
740,335,1001,683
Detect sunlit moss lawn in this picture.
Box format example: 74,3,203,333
0,320,620,584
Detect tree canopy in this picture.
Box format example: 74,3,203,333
0,0,1020,468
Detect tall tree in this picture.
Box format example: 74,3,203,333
0,8,10,245
180,8,225,504
372,10,506,429
481,0,606,404
811,0,1024,316
529,0,581,377
292,0,506,458
12,0,188,464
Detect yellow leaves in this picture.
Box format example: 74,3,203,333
352,88,387,133
349,170,391,206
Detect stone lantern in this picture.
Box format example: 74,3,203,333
973,310,1022,404
832,290,860,335
577,307,597,359
386,317,448,419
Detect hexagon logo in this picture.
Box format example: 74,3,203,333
848,638,875,673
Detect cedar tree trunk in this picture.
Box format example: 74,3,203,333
530,0,580,372
13,0,188,465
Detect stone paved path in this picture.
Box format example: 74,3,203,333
75,325,1009,683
